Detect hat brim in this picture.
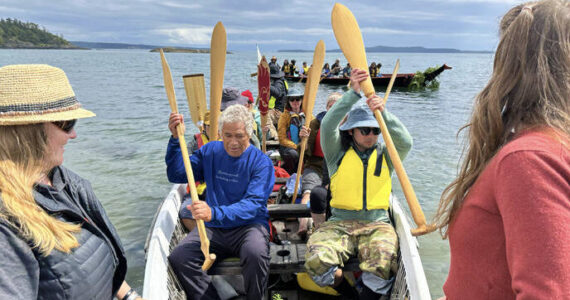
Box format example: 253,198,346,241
339,119,379,131
0,107,95,125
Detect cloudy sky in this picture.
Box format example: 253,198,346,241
3,0,526,51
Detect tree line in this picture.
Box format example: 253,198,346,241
0,18,75,48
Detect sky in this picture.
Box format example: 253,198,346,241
2,0,527,51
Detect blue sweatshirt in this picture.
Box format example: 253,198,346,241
166,137,274,230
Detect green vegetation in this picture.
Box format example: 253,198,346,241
0,18,77,49
408,65,441,90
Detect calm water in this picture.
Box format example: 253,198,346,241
0,49,494,298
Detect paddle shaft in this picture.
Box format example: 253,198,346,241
292,41,325,203
261,114,267,153
160,50,216,269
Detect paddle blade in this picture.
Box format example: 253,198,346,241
331,3,374,97
257,56,271,116
304,40,326,121
183,74,207,127
159,49,178,113
209,21,226,140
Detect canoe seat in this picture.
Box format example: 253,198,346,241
207,243,360,276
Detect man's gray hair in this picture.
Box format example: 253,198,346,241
219,104,253,137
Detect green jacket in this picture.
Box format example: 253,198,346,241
320,89,413,222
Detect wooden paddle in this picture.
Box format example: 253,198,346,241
183,74,207,132
209,21,226,141
257,56,271,153
159,49,216,270
331,3,435,236
292,41,325,203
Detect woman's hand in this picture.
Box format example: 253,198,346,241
299,125,310,139
349,68,369,94
366,95,385,113
168,113,185,138
189,200,212,222
262,124,270,134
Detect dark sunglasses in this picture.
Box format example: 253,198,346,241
289,98,302,102
357,127,380,136
52,119,77,133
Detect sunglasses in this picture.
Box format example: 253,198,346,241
289,98,302,102
52,119,77,133
357,127,380,136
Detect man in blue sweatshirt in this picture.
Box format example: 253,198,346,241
166,104,275,300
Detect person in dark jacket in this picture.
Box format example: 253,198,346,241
166,104,275,300
0,64,140,300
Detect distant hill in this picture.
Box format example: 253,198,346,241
0,18,78,49
71,41,229,53
279,45,491,53
70,41,160,49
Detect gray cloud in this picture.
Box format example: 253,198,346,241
3,0,525,51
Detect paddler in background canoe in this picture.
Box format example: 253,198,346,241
166,104,275,300
304,69,412,299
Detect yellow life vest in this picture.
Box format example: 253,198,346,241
269,80,289,109
303,66,309,74
283,64,290,74
330,147,391,210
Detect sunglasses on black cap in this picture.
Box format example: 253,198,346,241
52,119,77,133
357,127,380,136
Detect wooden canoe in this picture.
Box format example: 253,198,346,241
142,183,431,299
285,64,449,88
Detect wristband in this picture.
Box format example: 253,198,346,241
122,288,134,300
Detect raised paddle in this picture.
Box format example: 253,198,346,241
159,49,216,270
331,3,435,236
183,74,207,131
209,21,226,141
292,40,325,203
257,56,270,153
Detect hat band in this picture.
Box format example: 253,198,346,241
0,96,81,116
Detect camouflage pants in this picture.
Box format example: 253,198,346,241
304,220,398,280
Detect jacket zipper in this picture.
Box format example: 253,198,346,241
363,160,368,211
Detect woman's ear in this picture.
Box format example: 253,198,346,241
348,129,353,136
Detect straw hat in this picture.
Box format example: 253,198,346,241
0,64,95,125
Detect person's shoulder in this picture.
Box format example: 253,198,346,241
57,166,87,186
247,147,273,166
500,129,567,158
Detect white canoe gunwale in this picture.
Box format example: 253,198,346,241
143,184,431,299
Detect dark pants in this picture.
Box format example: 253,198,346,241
279,146,299,175
168,224,270,300
310,185,331,219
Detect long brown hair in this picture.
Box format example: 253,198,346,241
0,124,80,255
434,0,570,237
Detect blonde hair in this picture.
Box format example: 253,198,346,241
0,124,80,255
434,0,570,237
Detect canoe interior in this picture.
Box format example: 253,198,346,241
143,184,431,299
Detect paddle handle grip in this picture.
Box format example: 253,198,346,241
373,111,435,236
176,127,216,269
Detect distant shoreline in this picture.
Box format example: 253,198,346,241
278,45,493,54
